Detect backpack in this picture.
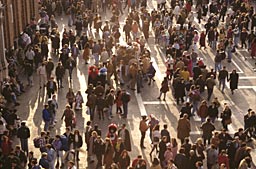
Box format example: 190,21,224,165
33,137,40,148
60,135,69,151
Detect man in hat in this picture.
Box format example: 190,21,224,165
17,121,30,155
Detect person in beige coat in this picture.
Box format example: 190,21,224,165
177,114,191,144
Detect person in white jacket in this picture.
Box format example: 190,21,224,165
37,62,47,89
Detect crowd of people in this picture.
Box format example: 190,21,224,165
0,0,255,168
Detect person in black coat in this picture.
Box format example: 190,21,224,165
93,136,105,168
46,77,57,98
174,78,185,105
158,136,167,167
55,62,65,88
73,130,83,161
17,121,30,155
208,101,219,123
228,69,239,95
174,148,189,169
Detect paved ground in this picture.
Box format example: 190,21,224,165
10,1,256,169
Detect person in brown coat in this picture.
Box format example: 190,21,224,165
197,100,209,123
139,116,149,148
118,124,132,151
83,42,90,64
177,114,191,144
157,77,169,101
103,138,115,169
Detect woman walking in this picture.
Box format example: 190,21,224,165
150,124,161,157
157,77,169,101
228,69,239,95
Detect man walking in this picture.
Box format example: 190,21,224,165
139,116,149,149
205,75,216,101
121,89,131,118
218,66,229,93
17,121,30,155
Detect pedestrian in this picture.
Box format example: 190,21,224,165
113,138,125,163
39,152,50,169
159,136,168,167
66,88,75,109
74,91,84,111
218,66,229,93
208,101,219,123
106,89,115,119
149,124,161,157
66,56,76,83
131,155,147,169
147,62,156,85
206,144,218,169
121,89,131,118
73,130,83,161
139,116,149,149
218,150,230,169
46,77,57,98
17,121,30,155
118,149,131,169
52,135,62,168
157,77,169,101
160,124,171,143
61,105,75,129
24,61,34,87
228,69,239,95
174,148,189,169
42,104,51,131
197,100,209,123
177,114,191,144
45,144,56,169
221,103,232,130
45,58,54,80
150,157,162,169
86,90,97,121
37,62,47,89
14,145,27,168
55,62,65,89
201,118,215,145
118,124,132,152
214,50,223,72
103,138,115,169
205,75,216,101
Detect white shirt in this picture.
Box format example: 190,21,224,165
38,65,46,75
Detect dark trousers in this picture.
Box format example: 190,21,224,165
140,131,146,147
96,154,103,168
57,77,63,88
207,87,213,101
123,103,128,117
20,138,28,154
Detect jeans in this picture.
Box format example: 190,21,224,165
215,62,222,72
192,101,199,115
20,138,28,154
93,53,99,66
207,88,214,101
44,121,50,131
219,79,226,92
108,105,113,117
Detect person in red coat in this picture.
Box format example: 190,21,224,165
251,38,256,59
1,135,12,157
199,31,206,49
218,150,230,169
